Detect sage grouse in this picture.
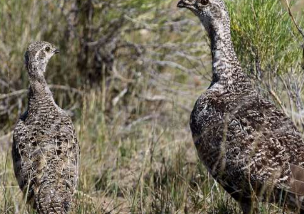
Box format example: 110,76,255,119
178,0,304,213
12,41,79,214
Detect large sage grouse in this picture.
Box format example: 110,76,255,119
178,0,304,213
12,41,79,214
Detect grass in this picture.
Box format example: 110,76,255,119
228,0,304,76
1,89,239,213
1,0,304,213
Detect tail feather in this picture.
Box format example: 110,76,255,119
289,164,304,196
35,181,72,214
291,164,304,181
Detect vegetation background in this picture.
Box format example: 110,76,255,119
0,0,304,213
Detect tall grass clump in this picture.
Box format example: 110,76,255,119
227,0,304,76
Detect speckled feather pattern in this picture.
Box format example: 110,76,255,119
191,86,304,210
12,42,79,214
179,0,304,213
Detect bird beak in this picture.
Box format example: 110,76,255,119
54,49,60,54
177,0,186,8
177,0,196,10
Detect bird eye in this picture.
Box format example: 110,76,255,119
200,0,209,5
45,46,51,52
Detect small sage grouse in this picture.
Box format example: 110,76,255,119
178,0,304,213
12,41,79,214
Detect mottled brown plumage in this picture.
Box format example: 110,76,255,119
12,41,79,214
178,0,304,213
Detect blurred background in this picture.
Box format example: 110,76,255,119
1,0,304,213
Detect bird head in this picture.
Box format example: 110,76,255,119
24,41,59,76
177,0,230,31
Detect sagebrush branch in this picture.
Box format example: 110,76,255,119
284,0,304,39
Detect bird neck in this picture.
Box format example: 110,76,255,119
27,65,54,106
203,19,244,86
